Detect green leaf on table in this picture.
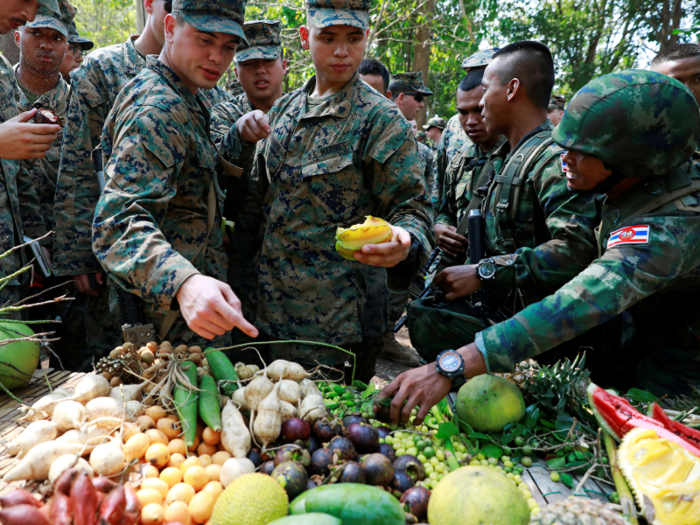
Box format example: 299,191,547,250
560,473,574,489
481,443,504,458
540,419,556,429
501,424,525,444
360,400,373,413
546,456,566,470
352,380,368,390
361,381,376,399
626,388,658,403
468,432,491,440
526,405,540,431
436,422,459,440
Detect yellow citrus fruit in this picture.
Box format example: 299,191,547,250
141,503,165,525
211,451,231,466
160,466,183,488
141,477,169,499
145,443,170,469
136,488,163,507
184,466,209,491
164,500,191,525
189,491,215,524
166,482,196,505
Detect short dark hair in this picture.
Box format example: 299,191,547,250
490,41,554,109
359,58,390,93
651,43,700,66
458,68,485,94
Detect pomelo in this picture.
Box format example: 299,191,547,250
456,374,526,432
0,321,40,390
427,466,530,525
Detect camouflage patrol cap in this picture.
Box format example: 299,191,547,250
423,116,447,130
173,0,247,43
36,0,60,18
548,94,566,111
307,0,371,30
389,72,433,95
234,20,282,63
461,48,500,72
26,0,76,37
553,70,700,178
67,20,94,50
416,130,427,140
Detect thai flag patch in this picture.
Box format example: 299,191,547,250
607,225,650,249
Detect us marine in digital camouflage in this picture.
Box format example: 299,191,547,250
0,0,59,314
92,0,258,348
60,19,94,82
228,0,434,382
423,116,446,147
378,70,700,423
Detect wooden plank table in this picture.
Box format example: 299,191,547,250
0,368,85,495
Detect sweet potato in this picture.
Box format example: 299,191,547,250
3,441,84,482
71,471,98,525
220,400,250,458
0,504,51,525
6,420,58,458
0,490,41,508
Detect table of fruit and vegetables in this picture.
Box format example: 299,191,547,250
0,341,699,525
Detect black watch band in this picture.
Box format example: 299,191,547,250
476,257,497,288
436,350,466,389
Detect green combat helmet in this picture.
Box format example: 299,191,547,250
307,0,371,30
553,70,700,179
461,47,500,72
389,72,433,95
235,20,282,63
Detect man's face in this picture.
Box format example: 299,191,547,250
165,16,238,92
651,56,700,106
148,0,169,47
16,26,67,74
396,92,424,121
235,57,286,104
426,126,442,143
547,108,564,125
300,24,367,90
359,73,388,97
458,86,493,147
0,0,40,35
561,150,612,191
479,60,511,136
60,44,83,80
409,119,418,136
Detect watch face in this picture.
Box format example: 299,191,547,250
479,261,497,279
439,352,461,373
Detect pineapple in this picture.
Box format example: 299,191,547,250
498,359,540,398
530,497,630,525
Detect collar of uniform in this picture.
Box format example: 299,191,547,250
12,62,71,111
300,72,359,120
124,35,146,76
146,56,203,115
492,120,552,162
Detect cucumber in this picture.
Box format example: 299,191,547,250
173,361,198,448
205,347,239,396
289,484,405,525
198,374,222,432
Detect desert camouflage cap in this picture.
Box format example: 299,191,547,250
173,0,247,43
423,116,447,130
67,20,94,50
548,94,566,111
306,0,371,30
234,20,282,63
461,47,500,72
553,70,700,178
26,0,76,36
389,72,433,95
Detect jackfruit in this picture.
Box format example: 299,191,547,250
210,473,288,525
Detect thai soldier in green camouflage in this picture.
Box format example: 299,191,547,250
0,0,59,313
378,71,700,421
226,0,434,382
53,0,231,357
93,0,257,347
423,116,445,146
408,42,600,362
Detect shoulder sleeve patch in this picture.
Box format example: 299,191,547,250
607,224,650,249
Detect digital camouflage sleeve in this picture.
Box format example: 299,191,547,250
434,113,469,206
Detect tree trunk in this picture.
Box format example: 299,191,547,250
411,0,435,128
0,33,19,66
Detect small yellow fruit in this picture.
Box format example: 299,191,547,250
197,442,217,457
137,416,157,431
144,465,160,478
123,423,141,442
166,483,196,504
136,488,163,506
201,481,223,499
145,429,169,446
146,341,159,353
204,464,221,482
160,466,183,488
202,428,220,446
145,406,167,422
141,503,165,525
180,456,202,475
168,453,186,469
199,454,212,467
211,451,231,466
157,417,181,440
164,500,191,525
141,477,169,499
189,491,215,524
124,433,150,462
145,443,170,469
183,466,209,492
167,438,187,456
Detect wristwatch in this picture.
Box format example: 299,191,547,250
435,350,466,389
403,234,421,265
476,257,497,288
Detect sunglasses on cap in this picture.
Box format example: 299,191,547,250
403,92,425,103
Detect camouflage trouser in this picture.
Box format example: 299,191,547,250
0,286,21,321
388,289,409,326
85,282,123,367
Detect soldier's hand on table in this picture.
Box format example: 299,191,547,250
435,224,467,257
74,273,104,297
433,265,482,300
236,110,271,143
177,274,259,340
354,225,411,268
0,109,60,160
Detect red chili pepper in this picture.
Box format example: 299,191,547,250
70,471,98,525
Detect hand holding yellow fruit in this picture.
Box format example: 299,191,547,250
335,216,392,260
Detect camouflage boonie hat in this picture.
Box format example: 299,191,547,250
173,0,247,43
548,94,566,111
26,0,76,37
307,0,371,30
389,72,433,95
461,48,500,72
67,20,94,50
235,20,282,63
553,70,700,179
423,116,447,130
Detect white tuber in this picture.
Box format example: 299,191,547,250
89,435,125,477
52,400,87,432
278,380,302,406
220,400,251,458
3,441,84,482
109,384,144,404
280,400,296,422
244,375,273,413
253,382,282,449
125,401,144,421
71,374,111,404
231,387,249,412
5,420,58,458
85,397,121,421
298,394,326,426
48,455,93,484
219,458,255,488
300,379,322,398
266,360,310,382
19,390,70,422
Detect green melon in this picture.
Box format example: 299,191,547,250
0,321,40,389
456,374,526,432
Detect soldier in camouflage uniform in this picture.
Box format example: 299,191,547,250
547,94,565,126
407,42,600,363
228,0,434,382
378,71,700,420
53,0,231,358
0,0,59,313
93,0,257,348
423,116,445,146
416,129,428,145
60,20,94,81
